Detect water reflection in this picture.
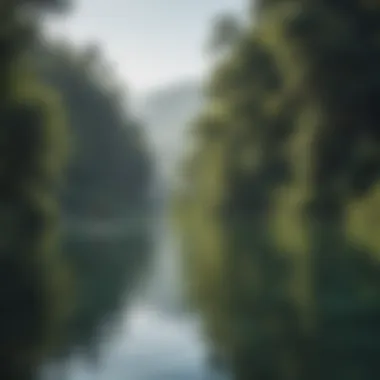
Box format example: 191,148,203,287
41,212,228,380
42,302,226,380
95,304,208,380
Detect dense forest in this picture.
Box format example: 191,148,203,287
0,0,71,379
36,40,153,217
0,0,154,379
5,0,380,379
175,1,380,380
34,39,154,364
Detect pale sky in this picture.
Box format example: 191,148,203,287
45,0,245,96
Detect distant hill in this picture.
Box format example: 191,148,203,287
137,80,204,185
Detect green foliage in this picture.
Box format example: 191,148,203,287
36,41,152,215
175,1,380,380
34,40,154,361
207,12,243,56
0,1,71,379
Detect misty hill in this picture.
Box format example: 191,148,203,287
137,80,204,185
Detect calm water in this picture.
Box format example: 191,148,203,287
41,213,228,380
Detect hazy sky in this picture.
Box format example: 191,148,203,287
46,0,245,96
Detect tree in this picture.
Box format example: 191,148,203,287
176,1,380,380
33,39,154,362
0,1,71,379
206,12,243,57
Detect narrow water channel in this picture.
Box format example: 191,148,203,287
41,208,228,380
